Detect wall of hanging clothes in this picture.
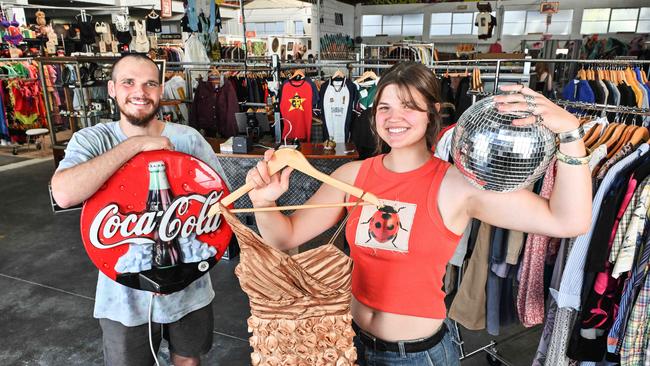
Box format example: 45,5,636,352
0,58,47,145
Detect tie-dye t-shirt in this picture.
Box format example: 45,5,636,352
57,121,229,326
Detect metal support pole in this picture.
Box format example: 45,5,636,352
493,59,501,94
316,0,321,61
239,0,247,75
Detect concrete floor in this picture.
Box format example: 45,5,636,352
0,159,542,366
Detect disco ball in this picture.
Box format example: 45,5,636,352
451,96,557,192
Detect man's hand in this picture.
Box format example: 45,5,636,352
130,136,174,152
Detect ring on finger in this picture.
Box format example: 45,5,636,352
524,95,536,113
535,114,544,125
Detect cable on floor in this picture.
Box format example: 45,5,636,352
149,293,161,366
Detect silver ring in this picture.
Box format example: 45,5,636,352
535,114,544,125
524,95,536,113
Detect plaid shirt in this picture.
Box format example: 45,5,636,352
611,179,650,274
621,268,650,365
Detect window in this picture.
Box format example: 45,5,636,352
430,12,452,36
503,9,572,35
503,10,526,35
452,13,473,35
547,9,573,35
362,15,382,37
609,8,638,32
382,15,402,35
248,21,285,36
402,13,423,36
581,8,610,34
525,9,573,34
295,20,304,35
161,23,180,34
335,13,344,26
525,11,547,34
362,14,423,36
639,7,650,32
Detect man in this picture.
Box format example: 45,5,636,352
51,54,224,366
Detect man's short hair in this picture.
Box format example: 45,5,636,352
111,53,160,82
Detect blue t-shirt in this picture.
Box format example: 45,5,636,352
57,121,229,326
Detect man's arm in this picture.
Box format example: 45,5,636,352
51,136,173,208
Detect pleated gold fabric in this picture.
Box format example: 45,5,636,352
220,206,357,366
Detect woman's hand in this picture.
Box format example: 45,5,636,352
493,84,580,134
246,149,294,206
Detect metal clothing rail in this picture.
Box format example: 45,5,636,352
552,99,650,116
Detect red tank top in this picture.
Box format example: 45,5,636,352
345,155,461,319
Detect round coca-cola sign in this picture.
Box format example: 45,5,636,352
80,151,233,294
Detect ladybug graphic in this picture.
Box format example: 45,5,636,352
362,205,408,248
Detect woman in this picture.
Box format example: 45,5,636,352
245,62,591,365
534,63,554,98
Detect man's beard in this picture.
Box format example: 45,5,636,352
117,98,160,127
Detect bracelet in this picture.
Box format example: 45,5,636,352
557,125,584,144
556,150,590,165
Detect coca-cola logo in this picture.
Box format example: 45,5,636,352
89,191,224,248
80,151,233,287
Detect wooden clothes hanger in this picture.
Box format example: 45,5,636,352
355,71,378,83
589,122,618,150
603,124,627,157
629,127,650,147
332,69,345,79
609,124,637,157
291,69,305,80
207,148,382,216
583,123,602,147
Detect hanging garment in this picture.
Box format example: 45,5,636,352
319,77,359,143
133,20,150,53
517,159,558,327
279,78,319,142
146,11,162,33
555,145,649,311
189,80,238,137
355,79,378,110
220,207,357,366
475,12,496,40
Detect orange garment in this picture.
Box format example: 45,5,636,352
345,155,461,319
221,207,357,366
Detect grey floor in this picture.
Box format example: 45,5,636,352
0,160,542,366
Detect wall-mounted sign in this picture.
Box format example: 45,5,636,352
161,0,173,18
540,2,560,14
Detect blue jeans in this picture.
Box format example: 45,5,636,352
353,325,460,366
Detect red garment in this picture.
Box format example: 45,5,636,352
279,79,316,142
516,159,557,327
345,155,461,319
489,42,503,53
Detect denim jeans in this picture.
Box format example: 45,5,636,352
353,325,460,366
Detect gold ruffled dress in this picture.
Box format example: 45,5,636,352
221,207,357,366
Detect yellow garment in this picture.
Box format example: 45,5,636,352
14,112,39,125
221,207,357,366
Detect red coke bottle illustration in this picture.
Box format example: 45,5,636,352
147,161,182,268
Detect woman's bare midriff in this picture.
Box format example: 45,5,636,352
351,297,445,342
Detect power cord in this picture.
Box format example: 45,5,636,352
149,293,161,366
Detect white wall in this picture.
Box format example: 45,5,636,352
317,0,354,36
355,0,650,54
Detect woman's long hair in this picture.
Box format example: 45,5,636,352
370,62,442,154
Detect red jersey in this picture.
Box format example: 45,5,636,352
345,155,462,319
279,79,317,142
